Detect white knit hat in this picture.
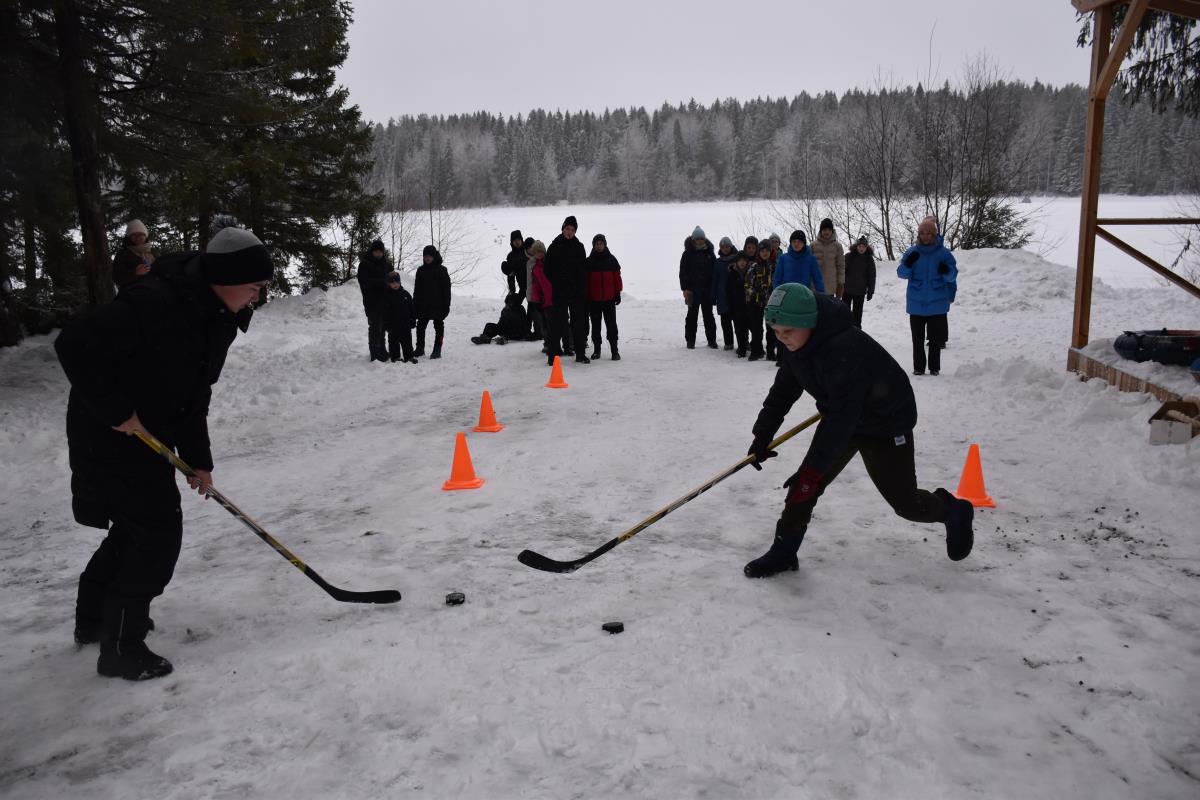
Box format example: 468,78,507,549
125,219,148,237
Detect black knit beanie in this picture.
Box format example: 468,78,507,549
820,218,834,232
510,230,523,244
592,233,606,245
201,228,273,286
423,244,439,259
790,229,807,244
562,215,578,231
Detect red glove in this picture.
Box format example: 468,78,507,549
783,465,823,505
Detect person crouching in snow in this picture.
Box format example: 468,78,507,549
742,282,975,578
384,271,417,362
55,227,274,680
584,233,622,360
471,293,528,345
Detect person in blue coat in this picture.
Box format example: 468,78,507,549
896,218,957,375
772,230,825,294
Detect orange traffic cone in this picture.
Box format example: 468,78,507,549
472,390,504,432
953,443,995,508
442,432,484,491
545,355,568,389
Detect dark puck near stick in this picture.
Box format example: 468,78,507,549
445,592,465,606
602,621,624,634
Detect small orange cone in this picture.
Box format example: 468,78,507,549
545,355,569,389
442,432,484,491
472,390,504,432
954,443,995,508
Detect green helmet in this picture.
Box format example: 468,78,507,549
765,283,818,329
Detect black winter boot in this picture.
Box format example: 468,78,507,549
575,353,591,364
744,522,805,578
590,343,601,360
471,335,491,345
96,599,172,680
936,488,974,561
610,343,620,361
430,337,443,359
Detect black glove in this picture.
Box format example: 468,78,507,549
937,261,949,275
614,293,621,306
866,292,873,301
747,436,778,471
904,250,920,267
501,259,509,274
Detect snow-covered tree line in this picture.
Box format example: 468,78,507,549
365,77,1198,246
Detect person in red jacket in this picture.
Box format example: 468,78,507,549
584,233,623,361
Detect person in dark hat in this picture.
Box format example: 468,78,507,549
811,218,846,298
743,282,974,578
679,226,718,349
501,229,528,300
357,238,392,362
413,245,452,359
584,233,623,360
383,271,417,362
842,236,877,329
544,215,589,362
55,226,274,680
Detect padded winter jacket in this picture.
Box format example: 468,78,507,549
745,260,773,307
896,242,958,316
752,294,917,475
713,250,738,314
843,247,877,297
413,253,452,320
55,254,242,527
502,244,528,298
772,245,826,293
679,239,717,300
529,259,553,307
585,249,623,302
383,284,415,329
811,231,845,292
357,252,392,313
545,233,588,302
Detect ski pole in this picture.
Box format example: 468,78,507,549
517,412,822,573
134,430,400,604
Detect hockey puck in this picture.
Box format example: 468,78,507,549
445,592,465,606
602,621,624,634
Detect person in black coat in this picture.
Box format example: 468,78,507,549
679,226,718,348
112,219,155,290
383,271,417,362
544,215,590,363
471,293,529,344
54,227,273,680
743,283,975,579
413,244,451,359
842,236,877,329
726,250,751,357
357,239,391,362
500,229,528,301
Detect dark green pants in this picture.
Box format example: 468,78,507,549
779,431,948,537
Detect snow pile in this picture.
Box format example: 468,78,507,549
1,223,1198,799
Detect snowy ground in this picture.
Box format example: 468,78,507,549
1,207,1199,799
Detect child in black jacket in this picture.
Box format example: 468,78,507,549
384,271,417,363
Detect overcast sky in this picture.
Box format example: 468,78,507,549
337,0,1093,123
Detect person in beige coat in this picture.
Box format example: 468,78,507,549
811,218,845,298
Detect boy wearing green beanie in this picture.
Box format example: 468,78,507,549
743,283,975,577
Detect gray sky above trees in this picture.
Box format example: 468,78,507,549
338,0,1091,122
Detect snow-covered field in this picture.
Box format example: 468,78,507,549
1,202,1199,799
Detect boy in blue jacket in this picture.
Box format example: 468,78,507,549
772,230,825,294
896,219,957,375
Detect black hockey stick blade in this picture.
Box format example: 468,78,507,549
517,537,618,573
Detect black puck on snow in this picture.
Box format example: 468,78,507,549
602,621,624,634
445,592,465,606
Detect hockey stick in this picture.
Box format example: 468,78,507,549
517,412,822,573
134,431,401,604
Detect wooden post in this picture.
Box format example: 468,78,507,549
1071,5,1112,350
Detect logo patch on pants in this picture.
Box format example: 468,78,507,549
894,435,907,446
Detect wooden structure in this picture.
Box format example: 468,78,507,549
1068,0,1200,399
